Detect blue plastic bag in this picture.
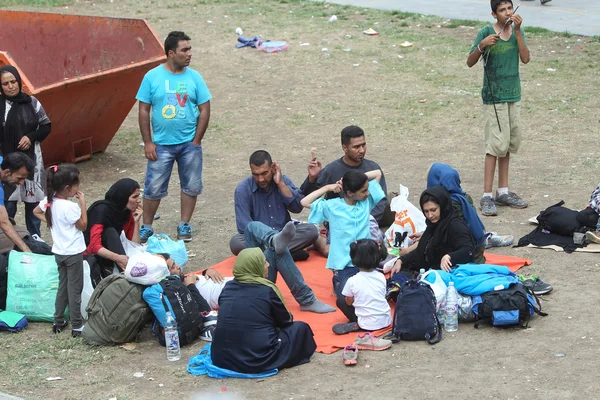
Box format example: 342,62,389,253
146,234,188,267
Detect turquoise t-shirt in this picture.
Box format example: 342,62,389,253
308,180,385,271
136,65,212,145
471,25,526,104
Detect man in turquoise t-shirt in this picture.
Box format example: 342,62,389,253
467,0,530,217
136,31,212,243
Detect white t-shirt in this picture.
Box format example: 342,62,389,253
39,197,86,256
195,276,233,310
342,270,392,331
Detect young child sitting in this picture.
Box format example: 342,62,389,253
332,239,391,335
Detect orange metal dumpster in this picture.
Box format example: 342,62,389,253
0,11,166,165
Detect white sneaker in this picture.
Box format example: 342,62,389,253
585,231,600,244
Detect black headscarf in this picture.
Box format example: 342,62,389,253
419,186,462,267
0,65,37,158
84,178,140,244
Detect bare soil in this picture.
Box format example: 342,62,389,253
1,0,600,399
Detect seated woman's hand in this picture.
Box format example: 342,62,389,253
409,231,423,242
390,258,402,275
132,205,143,223
440,254,452,272
115,254,129,271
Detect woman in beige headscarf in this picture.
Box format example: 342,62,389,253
211,248,317,373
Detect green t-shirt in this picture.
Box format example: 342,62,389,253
471,25,526,104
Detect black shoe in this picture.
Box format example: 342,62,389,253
52,320,68,334
71,329,83,338
521,276,553,295
290,249,309,262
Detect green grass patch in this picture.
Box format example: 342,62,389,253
443,19,485,29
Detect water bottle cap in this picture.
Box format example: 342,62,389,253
449,281,454,286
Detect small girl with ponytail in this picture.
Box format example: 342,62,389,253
33,164,87,337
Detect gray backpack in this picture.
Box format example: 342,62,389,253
82,274,151,345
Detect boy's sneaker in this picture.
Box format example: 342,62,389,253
177,223,193,242
480,196,498,216
519,275,553,295
200,311,218,341
200,325,216,342
140,226,154,244
495,192,528,209
585,231,600,244
52,320,68,334
353,332,392,351
485,232,515,249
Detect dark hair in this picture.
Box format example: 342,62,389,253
249,150,272,167
342,170,368,195
1,152,34,173
45,164,80,229
419,193,440,208
164,31,191,57
341,125,365,146
350,239,388,271
491,0,512,13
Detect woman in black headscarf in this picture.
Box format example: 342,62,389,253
390,186,475,275
84,179,143,276
0,65,51,237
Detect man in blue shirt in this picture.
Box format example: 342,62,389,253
230,150,319,258
136,31,212,243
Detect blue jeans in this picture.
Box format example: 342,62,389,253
5,201,41,237
244,221,316,306
332,266,359,298
144,141,203,200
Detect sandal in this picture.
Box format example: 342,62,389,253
332,322,360,335
342,345,358,366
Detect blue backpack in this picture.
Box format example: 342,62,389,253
0,310,28,332
472,283,547,328
143,276,203,347
391,279,442,344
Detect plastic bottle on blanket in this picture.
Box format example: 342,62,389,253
417,268,425,281
444,282,459,332
165,311,181,361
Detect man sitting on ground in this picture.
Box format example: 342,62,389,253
230,150,318,260
301,126,390,255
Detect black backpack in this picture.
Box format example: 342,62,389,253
536,200,582,236
472,284,547,329
143,276,203,347
391,279,442,344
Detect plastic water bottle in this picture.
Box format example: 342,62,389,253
444,282,459,332
164,311,181,361
417,268,425,280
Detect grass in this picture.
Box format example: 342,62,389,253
0,0,70,6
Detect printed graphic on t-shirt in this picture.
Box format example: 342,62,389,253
162,80,189,120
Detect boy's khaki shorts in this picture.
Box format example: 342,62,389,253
484,101,522,157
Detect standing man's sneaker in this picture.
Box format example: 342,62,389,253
495,192,528,209
485,232,515,249
140,226,154,244
177,223,193,242
585,231,600,244
52,320,68,334
480,196,498,216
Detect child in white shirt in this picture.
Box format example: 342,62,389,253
333,239,392,335
34,164,87,337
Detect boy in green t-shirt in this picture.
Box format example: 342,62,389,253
467,0,530,217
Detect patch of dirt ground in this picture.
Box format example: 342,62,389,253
1,0,600,399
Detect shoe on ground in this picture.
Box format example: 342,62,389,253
140,226,154,244
353,332,392,351
494,192,528,209
585,231,600,244
480,196,498,216
177,223,193,242
485,232,515,249
200,325,216,342
342,345,359,366
52,320,68,334
519,275,553,295
71,329,83,338
332,322,360,335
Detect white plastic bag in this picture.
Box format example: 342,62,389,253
120,231,145,257
384,184,427,253
124,252,170,286
81,260,94,320
420,269,447,312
